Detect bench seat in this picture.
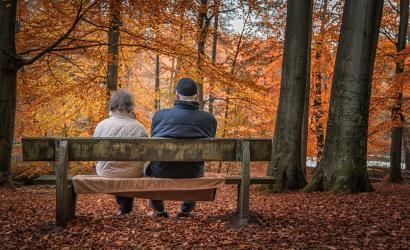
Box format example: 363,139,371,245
73,175,225,201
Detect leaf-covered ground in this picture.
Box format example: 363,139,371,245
1,182,409,249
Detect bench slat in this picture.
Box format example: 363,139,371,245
22,138,272,162
31,175,276,185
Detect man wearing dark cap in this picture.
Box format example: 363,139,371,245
145,77,217,218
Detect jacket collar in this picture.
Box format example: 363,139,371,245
109,110,135,119
174,100,200,110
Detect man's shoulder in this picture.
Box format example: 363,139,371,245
153,108,173,119
197,110,217,123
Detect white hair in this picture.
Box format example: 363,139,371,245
176,91,197,101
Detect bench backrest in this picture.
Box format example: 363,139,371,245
22,138,272,162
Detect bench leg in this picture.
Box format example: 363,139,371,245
66,185,77,222
236,184,241,213
232,140,251,227
55,140,69,227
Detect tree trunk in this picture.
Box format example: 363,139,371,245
0,0,19,186
217,9,249,174
389,0,408,183
209,1,220,115
168,57,175,107
196,0,210,110
304,0,384,193
301,0,313,178
155,54,160,111
107,0,121,91
267,0,312,191
403,127,410,170
170,27,184,106
312,0,328,162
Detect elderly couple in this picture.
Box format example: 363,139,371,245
93,78,217,218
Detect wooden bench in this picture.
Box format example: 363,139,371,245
22,137,275,227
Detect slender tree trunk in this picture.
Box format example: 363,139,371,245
196,0,210,110
217,10,249,173
312,0,328,162
389,0,409,183
403,127,410,170
107,0,121,91
155,54,160,110
170,27,184,106
168,57,175,107
0,0,19,186
267,0,312,191
209,0,220,115
304,0,384,193
301,0,313,178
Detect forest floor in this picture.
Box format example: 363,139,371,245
0,173,409,249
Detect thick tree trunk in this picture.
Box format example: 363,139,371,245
389,0,408,183
107,0,121,91
304,0,384,193
267,0,312,191
0,0,19,186
155,54,160,110
209,1,220,115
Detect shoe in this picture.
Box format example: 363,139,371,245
152,211,169,219
116,209,131,216
176,211,195,218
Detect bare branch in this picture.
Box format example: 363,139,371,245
21,0,100,65
380,28,397,46
386,0,400,13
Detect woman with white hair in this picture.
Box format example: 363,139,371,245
93,89,148,215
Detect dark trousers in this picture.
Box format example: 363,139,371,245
145,162,204,213
115,196,134,213
149,199,196,213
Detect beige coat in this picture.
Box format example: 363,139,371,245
93,111,148,178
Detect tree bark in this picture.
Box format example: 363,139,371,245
209,0,220,115
403,127,410,170
301,1,313,178
312,0,328,162
267,0,312,191
0,1,88,186
0,0,19,186
389,0,408,183
304,0,384,193
196,0,210,110
107,0,121,91
155,54,160,110
168,57,175,107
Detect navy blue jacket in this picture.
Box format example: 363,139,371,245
145,101,217,178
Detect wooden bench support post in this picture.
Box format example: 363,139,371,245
236,140,251,226
55,140,70,227
67,185,77,222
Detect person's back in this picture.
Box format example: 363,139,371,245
93,89,148,215
145,100,217,178
94,110,148,178
145,77,217,218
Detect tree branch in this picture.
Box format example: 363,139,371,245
21,0,100,65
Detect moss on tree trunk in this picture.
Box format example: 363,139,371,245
303,0,383,193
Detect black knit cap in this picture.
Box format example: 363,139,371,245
176,78,197,96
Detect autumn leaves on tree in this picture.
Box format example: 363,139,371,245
0,0,409,192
